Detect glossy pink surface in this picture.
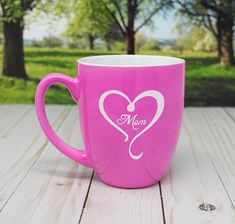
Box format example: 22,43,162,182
35,55,185,188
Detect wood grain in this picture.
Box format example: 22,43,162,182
0,105,68,210
0,107,93,224
0,105,32,136
225,108,235,122
1,106,235,224
80,174,164,224
194,108,235,206
161,108,235,224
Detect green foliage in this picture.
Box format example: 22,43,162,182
67,38,87,49
31,39,41,47
102,0,172,29
103,20,123,50
136,33,160,51
2,0,24,21
187,27,216,52
0,48,234,105
31,35,63,48
59,0,172,51
171,22,217,53
0,0,38,22
142,38,160,51
185,27,205,50
172,21,187,53
136,33,146,51
64,0,110,43
112,41,125,51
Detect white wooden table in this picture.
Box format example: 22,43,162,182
0,105,235,224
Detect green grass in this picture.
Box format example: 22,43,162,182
0,48,235,106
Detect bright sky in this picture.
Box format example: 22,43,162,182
24,11,176,41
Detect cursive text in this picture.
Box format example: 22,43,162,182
116,114,146,130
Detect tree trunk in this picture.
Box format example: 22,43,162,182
126,0,135,54
2,19,27,79
216,15,235,66
216,36,222,58
179,45,184,54
106,41,112,51
88,35,95,50
125,31,135,54
220,20,234,66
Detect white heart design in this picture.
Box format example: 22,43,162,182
99,90,164,160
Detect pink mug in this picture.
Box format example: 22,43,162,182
35,55,185,188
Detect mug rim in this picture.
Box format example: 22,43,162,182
77,55,185,67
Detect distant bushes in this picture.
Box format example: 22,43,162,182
171,25,217,53
136,33,160,52
31,35,63,48
28,28,221,53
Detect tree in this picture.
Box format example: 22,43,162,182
64,0,110,50
172,22,187,53
186,27,216,52
136,33,160,51
175,0,235,67
101,0,172,54
0,0,38,79
135,33,146,51
31,35,63,48
103,20,123,51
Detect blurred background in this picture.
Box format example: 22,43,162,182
0,0,234,106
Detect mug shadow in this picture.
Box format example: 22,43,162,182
34,146,193,186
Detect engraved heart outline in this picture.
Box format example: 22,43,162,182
99,90,164,160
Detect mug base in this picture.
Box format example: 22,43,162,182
97,174,160,189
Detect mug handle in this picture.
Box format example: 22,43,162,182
35,73,93,168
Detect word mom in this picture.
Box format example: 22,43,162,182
116,114,147,130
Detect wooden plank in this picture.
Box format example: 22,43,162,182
161,108,235,224
194,108,235,206
0,105,32,136
0,105,15,118
225,108,235,122
0,105,68,210
80,176,163,222
0,107,93,224
0,105,19,117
